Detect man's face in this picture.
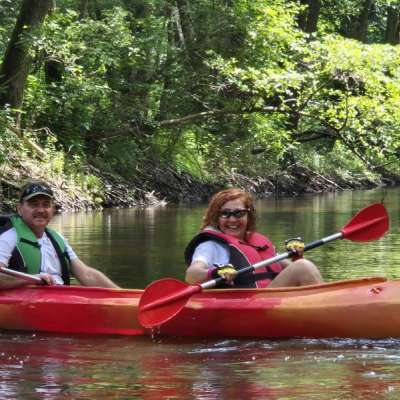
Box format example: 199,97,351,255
16,195,55,234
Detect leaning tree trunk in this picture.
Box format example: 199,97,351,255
0,0,54,112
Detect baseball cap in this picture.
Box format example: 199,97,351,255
19,182,54,202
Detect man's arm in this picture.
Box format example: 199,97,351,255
0,261,30,289
70,258,119,288
0,262,55,288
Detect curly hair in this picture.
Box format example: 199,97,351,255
201,188,256,232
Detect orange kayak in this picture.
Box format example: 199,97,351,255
0,277,399,338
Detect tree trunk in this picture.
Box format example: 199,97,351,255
347,0,374,42
298,0,321,33
385,6,400,44
0,0,54,110
79,0,89,19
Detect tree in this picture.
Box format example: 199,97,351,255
385,5,400,44
298,0,321,33
0,0,54,113
345,0,375,42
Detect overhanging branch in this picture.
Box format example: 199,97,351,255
158,106,282,128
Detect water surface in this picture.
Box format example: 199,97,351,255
1,188,400,399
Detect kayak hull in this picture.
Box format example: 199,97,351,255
155,277,400,338
0,285,144,336
1,277,400,338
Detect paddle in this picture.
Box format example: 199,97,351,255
138,202,389,328
0,266,45,284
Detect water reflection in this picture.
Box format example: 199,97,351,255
2,333,400,399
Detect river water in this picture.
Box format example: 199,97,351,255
1,188,400,399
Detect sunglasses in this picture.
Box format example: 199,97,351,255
219,209,249,219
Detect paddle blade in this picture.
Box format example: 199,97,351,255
138,278,201,328
341,203,389,241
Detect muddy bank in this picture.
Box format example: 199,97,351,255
137,162,387,204
98,161,398,207
0,160,398,213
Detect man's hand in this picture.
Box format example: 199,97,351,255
36,273,57,285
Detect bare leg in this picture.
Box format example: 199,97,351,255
268,259,323,288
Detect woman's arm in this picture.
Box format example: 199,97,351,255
185,260,210,285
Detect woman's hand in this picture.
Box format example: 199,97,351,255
285,237,305,261
212,264,238,285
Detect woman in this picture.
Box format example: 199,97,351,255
185,188,323,288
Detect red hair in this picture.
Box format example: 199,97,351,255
201,188,256,232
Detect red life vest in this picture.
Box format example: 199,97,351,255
184,228,282,288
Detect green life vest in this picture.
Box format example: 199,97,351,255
6,215,71,284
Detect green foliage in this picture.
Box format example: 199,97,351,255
0,108,24,165
0,0,20,54
0,0,399,197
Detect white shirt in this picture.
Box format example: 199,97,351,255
191,240,230,269
0,228,78,284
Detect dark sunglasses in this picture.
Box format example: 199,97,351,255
219,209,249,219
20,184,54,202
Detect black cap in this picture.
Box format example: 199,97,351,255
19,182,54,202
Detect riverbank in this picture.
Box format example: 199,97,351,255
1,156,398,213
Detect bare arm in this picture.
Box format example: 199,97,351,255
0,261,30,289
185,260,209,285
0,262,55,288
70,258,119,288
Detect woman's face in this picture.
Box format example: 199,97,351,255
218,198,249,240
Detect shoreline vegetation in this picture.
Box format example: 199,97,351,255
1,155,398,213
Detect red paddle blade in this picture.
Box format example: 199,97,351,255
138,278,201,328
341,203,389,241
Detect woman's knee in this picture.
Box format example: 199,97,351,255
291,259,323,283
292,259,317,272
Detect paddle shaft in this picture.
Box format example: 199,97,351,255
0,266,44,284
201,232,342,289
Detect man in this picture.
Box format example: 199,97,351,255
0,180,119,289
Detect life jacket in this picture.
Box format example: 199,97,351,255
0,214,71,284
185,227,282,288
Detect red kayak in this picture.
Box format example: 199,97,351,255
1,277,400,339
144,277,400,339
0,203,392,338
0,285,144,336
